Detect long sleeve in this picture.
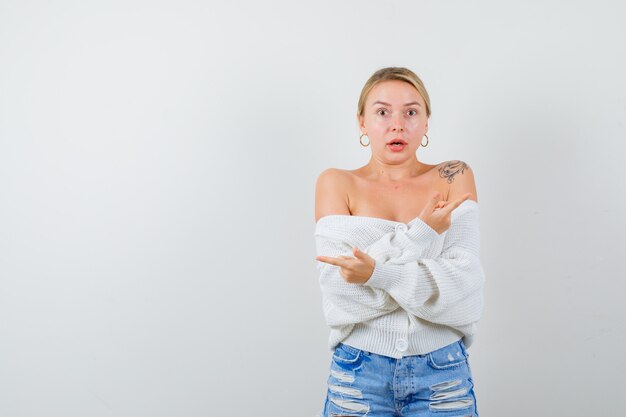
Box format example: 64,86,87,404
315,233,401,328
363,202,485,334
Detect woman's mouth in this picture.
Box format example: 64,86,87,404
387,141,407,152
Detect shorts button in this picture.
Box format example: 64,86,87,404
395,224,407,233
395,338,408,352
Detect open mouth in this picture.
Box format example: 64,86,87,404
387,140,407,150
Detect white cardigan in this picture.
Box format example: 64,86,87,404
314,199,485,359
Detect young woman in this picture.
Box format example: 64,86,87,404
314,67,485,417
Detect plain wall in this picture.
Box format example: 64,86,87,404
1,0,625,416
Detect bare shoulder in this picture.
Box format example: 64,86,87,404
435,160,478,203
315,168,353,222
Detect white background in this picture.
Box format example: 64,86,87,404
1,1,625,416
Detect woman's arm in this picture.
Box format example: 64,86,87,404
316,236,401,327
363,161,484,333
363,202,485,333
314,168,401,327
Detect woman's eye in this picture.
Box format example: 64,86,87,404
377,109,388,116
408,109,417,116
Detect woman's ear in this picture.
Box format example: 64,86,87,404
357,113,365,131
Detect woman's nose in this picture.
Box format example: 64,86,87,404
392,117,404,131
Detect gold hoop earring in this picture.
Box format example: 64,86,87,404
359,133,370,147
421,134,429,147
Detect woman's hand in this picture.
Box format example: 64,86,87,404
316,246,376,285
421,192,473,234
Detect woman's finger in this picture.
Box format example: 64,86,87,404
424,192,442,214
442,193,472,215
315,255,347,267
353,247,373,261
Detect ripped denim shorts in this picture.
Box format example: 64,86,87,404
319,339,478,417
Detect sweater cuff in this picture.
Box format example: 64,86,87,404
364,261,405,291
405,217,439,248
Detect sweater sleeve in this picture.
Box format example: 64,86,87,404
362,203,485,334
315,232,401,328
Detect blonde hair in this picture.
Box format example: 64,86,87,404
357,67,431,118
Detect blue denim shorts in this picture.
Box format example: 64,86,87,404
319,339,478,417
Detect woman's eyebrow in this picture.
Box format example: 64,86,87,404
371,100,421,107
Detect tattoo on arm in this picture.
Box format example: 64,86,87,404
438,160,468,184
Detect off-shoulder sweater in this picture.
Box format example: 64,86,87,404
314,199,485,359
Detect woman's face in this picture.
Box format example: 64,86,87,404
358,80,429,159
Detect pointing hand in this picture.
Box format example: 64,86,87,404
315,246,376,284
420,192,473,234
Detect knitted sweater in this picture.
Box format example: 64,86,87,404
314,199,485,359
